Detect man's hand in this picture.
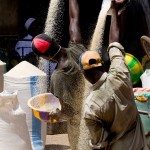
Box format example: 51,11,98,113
114,0,129,15
48,108,62,123
115,0,127,4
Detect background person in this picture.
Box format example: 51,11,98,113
15,17,42,65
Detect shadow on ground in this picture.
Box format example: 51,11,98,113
45,144,70,150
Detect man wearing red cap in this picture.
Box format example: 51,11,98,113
79,1,149,150
32,0,86,149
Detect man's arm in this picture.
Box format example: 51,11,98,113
69,0,83,43
108,2,130,80
109,1,120,44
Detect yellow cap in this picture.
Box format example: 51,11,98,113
79,51,102,70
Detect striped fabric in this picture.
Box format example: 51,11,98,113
125,53,143,85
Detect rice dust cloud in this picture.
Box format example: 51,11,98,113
89,0,111,52
41,0,111,149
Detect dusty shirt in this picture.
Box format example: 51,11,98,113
50,42,86,119
50,42,87,150
84,42,149,150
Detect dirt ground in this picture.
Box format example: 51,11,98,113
45,134,71,150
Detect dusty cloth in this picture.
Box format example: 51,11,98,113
84,42,149,150
50,42,86,109
50,42,86,150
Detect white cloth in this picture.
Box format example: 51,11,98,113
140,69,150,88
0,91,32,150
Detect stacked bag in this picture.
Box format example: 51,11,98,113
3,61,47,150
0,91,32,150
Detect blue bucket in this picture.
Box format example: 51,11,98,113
135,99,150,132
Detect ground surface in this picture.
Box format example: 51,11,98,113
45,134,71,150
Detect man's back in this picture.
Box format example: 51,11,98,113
85,87,149,149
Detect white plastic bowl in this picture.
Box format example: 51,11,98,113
28,93,61,122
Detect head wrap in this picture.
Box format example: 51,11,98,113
25,18,36,31
32,33,60,57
